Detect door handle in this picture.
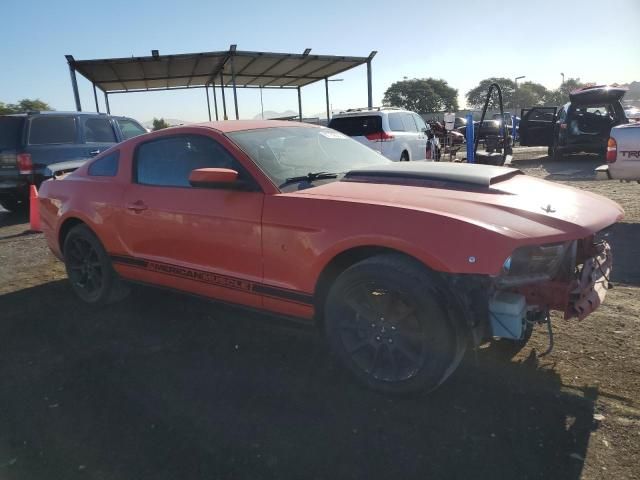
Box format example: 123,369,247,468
127,201,148,213
89,150,100,156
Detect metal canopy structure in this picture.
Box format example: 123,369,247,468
65,45,377,121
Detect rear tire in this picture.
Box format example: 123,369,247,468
63,224,130,306
400,151,409,162
324,254,464,394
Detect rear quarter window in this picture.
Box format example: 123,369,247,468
88,151,119,176
85,117,117,143
388,113,405,131
117,118,147,140
329,116,382,136
29,116,77,145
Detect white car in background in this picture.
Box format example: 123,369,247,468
624,106,640,122
328,108,433,161
596,122,640,182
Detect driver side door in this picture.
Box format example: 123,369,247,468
519,107,557,146
114,133,265,308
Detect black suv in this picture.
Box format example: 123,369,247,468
519,86,628,160
0,111,146,211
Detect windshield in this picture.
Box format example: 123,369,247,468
228,126,390,189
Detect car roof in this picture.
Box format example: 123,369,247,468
331,108,412,119
190,120,320,133
0,111,141,120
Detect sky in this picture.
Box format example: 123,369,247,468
2,0,639,123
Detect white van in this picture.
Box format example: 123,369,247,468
328,108,431,161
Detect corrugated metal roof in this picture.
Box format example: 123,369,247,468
69,48,374,93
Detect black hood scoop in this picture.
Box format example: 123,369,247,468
343,162,522,187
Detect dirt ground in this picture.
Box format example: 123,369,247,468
0,148,638,480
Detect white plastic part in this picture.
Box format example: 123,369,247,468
489,292,527,340
444,112,455,131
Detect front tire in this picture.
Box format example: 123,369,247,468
63,224,130,306
324,254,464,394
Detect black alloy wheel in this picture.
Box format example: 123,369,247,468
325,254,463,394
63,224,130,305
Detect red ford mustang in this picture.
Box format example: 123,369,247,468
39,120,623,393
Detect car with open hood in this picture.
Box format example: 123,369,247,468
38,120,623,393
518,85,628,160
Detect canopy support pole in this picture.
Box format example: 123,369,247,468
104,92,111,114
212,83,219,121
92,83,100,112
297,87,302,121
205,85,212,121
230,54,239,119
366,51,377,109
65,55,82,112
366,60,373,109
220,71,227,120
325,78,330,121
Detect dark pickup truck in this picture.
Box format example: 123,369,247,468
0,111,146,211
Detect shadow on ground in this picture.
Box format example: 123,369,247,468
512,153,602,181
0,209,28,229
606,222,640,286
0,281,599,479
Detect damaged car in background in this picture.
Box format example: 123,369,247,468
38,120,623,393
519,85,628,160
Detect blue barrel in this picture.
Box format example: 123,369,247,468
466,113,474,163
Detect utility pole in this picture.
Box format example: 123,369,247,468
514,75,525,117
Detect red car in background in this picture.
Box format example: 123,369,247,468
39,120,622,393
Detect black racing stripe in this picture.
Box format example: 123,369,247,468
253,284,314,305
110,254,313,306
111,255,148,267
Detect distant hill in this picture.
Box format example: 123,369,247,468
252,110,299,120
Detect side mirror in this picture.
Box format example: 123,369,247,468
189,168,238,188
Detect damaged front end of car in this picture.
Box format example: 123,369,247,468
448,234,613,353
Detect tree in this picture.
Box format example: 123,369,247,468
0,98,52,114
383,78,458,113
544,78,585,106
466,78,516,110
152,118,171,130
515,81,550,109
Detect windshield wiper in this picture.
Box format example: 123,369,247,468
281,171,339,187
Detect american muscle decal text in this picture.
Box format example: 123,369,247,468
146,261,254,292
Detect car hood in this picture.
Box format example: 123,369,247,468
289,163,623,242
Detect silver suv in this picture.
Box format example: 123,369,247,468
328,107,431,161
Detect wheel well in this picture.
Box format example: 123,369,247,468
401,150,409,160
313,246,419,325
58,218,85,254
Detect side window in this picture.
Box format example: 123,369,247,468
135,135,244,188
401,113,418,132
412,114,427,131
88,151,119,177
388,113,405,131
29,116,77,145
557,108,567,122
117,118,147,140
85,117,117,143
